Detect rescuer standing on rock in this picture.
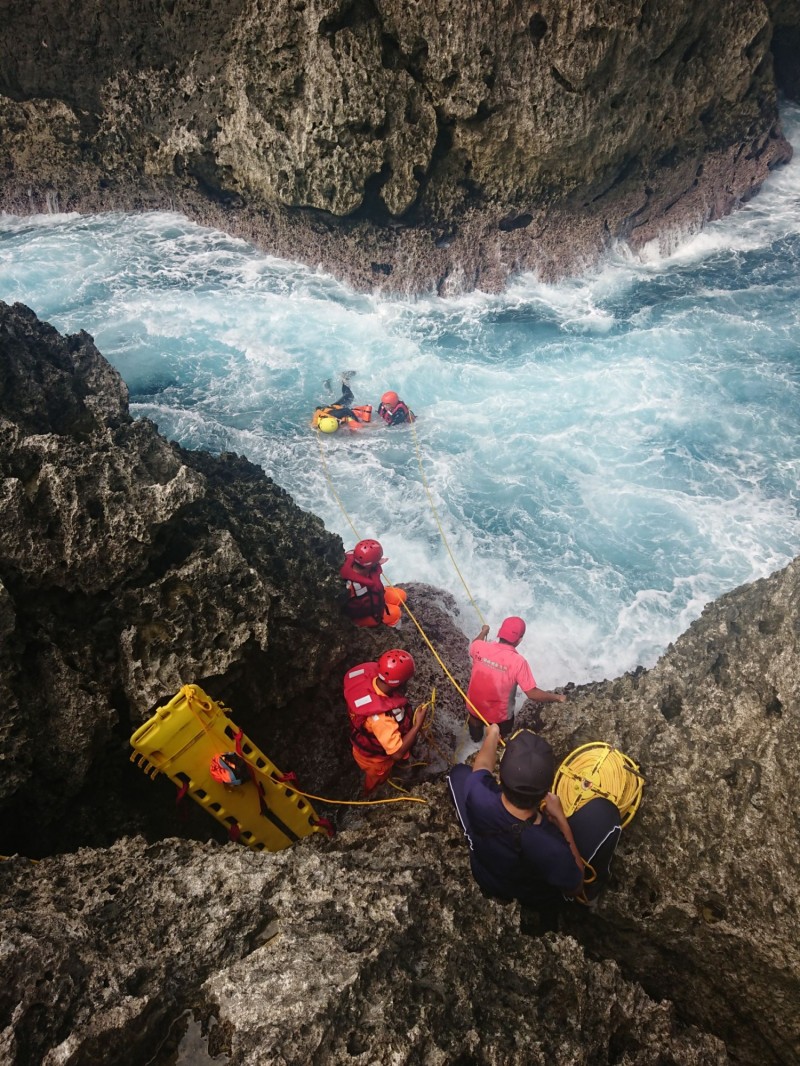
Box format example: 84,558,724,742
344,650,427,794
466,617,566,742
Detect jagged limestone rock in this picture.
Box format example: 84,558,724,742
0,823,730,1066
531,556,800,1066
0,0,796,293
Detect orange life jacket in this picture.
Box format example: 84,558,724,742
311,403,372,429
343,662,412,756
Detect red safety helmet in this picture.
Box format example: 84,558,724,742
377,649,415,687
381,390,399,407
354,539,385,567
498,616,526,643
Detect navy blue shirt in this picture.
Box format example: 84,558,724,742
455,769,582,906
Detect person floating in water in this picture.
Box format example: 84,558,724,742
378,390,415,426
340,538,407,627
312,373,372,433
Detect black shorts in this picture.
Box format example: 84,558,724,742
566,797,621,901
468,715,515,743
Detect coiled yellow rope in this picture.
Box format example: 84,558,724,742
553,743,645,828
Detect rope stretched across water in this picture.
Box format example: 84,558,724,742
410,420,486,628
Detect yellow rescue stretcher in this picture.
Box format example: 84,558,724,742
130,684,331,851
553,742,644,828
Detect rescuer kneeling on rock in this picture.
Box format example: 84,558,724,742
344,650,427,794
447,727,622,932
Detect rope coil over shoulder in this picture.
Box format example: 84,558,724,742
553,742,645,828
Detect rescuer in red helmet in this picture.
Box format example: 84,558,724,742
343,649,427,794
378,390,415,426
340,538,407,627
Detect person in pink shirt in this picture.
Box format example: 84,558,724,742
466,616,566,742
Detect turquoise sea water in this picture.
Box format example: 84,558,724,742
2,103,799,688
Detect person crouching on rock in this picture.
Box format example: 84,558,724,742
378,390,415,426
340,538,407,628
344,650,427,795
447,727,622,932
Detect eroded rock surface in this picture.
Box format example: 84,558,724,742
0,0,797,293
530,556,800,1066
0,300,455,855
1,304,799,1064
0,820,730,1066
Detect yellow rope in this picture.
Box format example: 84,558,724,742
233,736,427,807
416,687,459,767
315,426,502,746
410,420,486,628
183,679,428,808
398,598,505,746
553,743,645,828
315,430,360,538
289,785,426,807
548,743,645,906
386,777,413,795
232,703,428,807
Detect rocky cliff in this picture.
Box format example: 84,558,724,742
1,303,799,1065
0,300,476,857
0,0,798,294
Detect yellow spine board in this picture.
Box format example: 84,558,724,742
553,742,645,828
129,684,326,852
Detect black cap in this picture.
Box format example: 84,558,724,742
499,730,555,796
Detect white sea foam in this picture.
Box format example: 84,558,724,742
2,105,800,686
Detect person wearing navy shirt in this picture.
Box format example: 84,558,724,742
448,726,584,911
